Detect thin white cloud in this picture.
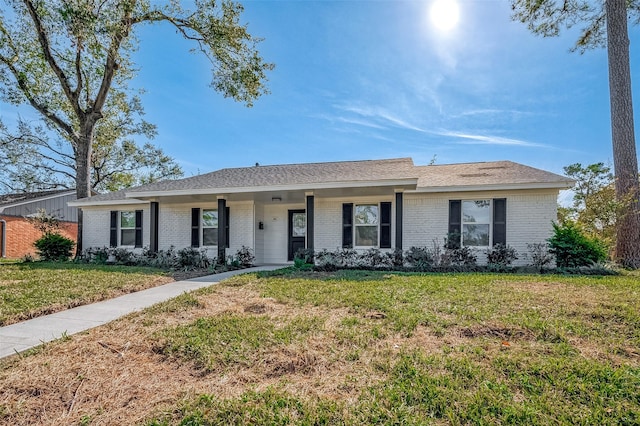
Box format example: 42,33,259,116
334,104,426,133
435,130,548,148
455,109,538,118
314,113,387,130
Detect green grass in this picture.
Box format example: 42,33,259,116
146,270,640,425
156,313,322,372
0,262,169,325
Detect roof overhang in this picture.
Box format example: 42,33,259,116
411,181,575,193
68,198,148,207
125,178,419,200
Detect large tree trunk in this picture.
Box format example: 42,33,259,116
606,0,640,268
75,121,95,255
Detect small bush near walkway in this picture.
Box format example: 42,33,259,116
34,233,75,262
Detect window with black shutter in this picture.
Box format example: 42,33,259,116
448,199,508,248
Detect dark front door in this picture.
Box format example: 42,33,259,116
288,209,306,261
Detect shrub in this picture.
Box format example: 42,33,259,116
294,248,314,265
386,247,405,268
34,232,75,261
548,222,607,267
443,246,477,267
527,242,554,270
314,249,339,271
359,248,392,269
486,244,518,267
177,247,212,269
234,246,255,268
405,246,434,269
110,248,138,265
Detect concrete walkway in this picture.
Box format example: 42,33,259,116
0,265,283,360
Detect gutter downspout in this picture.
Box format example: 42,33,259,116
0,218,6,258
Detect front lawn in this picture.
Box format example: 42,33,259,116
0,262,172,325
0,270,638,425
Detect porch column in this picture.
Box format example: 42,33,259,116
150,202,159,253
217,198,227,263
306,193,314,251
395,191,403,250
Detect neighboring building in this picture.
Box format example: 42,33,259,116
69,158,574,266
0,190,78,258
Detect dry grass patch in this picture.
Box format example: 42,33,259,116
1,271,639,425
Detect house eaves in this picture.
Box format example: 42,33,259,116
411,181,575,194
68,198,147,207
125,178,419,199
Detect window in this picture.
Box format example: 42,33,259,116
461,200,491,247
202,209,218,246
292,212,306,237
120,211,136,246
354,204,379,247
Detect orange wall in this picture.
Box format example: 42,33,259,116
0,215,78,259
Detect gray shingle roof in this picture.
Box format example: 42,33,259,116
415,161,574,189
0,189,74,207
72,158,573,205
128,158,416,193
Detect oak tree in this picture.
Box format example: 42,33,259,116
0,0,273,250
512,0,640,267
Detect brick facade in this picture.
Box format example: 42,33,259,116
0,215,78,259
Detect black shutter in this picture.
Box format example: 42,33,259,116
134,210,143,248
306,195,314,250
191,208,200,247
225,206,230,248
448,200,462,249
109,211,118,248
150,202,159,253
380,202,392,248
395,192,403,250
493,198,507,246
342,203,353,248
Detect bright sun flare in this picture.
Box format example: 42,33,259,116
430,0,460,32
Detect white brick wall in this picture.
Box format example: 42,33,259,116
404,189,558,266
81,189,559,267
254,202,265,264
158,201,254,259
228,201,255,256
158,204,192,251
81,204,150,252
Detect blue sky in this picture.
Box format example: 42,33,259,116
5,1,640,179
132,0,638,178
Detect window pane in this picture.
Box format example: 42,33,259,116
355,226,377,246
120,211,135,228
463,224,489,246
121,229,136,246
292,213,306,237
203,228,218,246
355,205,379,225
202,210,218,227
462,200,491,224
